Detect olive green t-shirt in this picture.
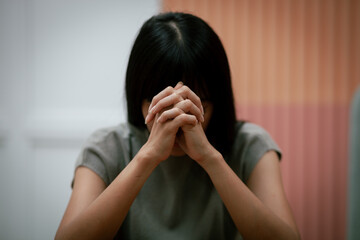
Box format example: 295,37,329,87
74,122,281,239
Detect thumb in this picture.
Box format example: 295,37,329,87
174,81,184,90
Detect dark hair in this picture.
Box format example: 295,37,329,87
125,12,236,156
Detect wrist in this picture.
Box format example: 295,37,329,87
136,144,162,168
139,142,169,165
196,147,223,169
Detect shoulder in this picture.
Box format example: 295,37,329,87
75,122,148,185
81,122,148,165
86,123,130,143
85,122,146,147
235,122,275,145
228,121,282,182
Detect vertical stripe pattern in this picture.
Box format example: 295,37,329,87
163,0,360,239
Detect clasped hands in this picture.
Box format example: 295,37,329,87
142,82,217,165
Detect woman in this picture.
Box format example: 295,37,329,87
56,12,300,239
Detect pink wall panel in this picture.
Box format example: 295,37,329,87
236,104,349,239
163,0,360,239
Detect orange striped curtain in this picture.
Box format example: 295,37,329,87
162,0,360,239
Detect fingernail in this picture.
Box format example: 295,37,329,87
145,115,149,124
201,115,205,122
201,105,204,115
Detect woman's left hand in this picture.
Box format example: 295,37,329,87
176,121,218,164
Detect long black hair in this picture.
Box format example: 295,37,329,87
125,12,236,156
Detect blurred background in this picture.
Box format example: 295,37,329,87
0,0,359,239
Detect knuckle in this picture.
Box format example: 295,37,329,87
195,95,201,104
185,99,192,104
152,95,160,102
173,108,183,116
160,111,168,119
171,92,179,100
178,86,188,95
157,98,164,106
183,99,192,110
175,93,183,102
173,89,182,98
177,114,183,120
158,97,168,107
177,113,186,120
182,85,190,92
166,87,175,95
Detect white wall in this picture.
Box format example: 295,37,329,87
0,0,160,239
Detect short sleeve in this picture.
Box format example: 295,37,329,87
228,122,282,183
73,138,110,187
72,125,130,187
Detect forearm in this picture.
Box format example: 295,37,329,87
56,149,158,240
200,153,299,240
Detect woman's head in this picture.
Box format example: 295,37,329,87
125,12,236,155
